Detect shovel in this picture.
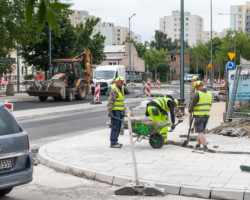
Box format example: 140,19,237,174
182,112,194,147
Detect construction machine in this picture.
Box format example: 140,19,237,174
27,49,93,101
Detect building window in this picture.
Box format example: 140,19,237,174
186,39,188,43
186,28,188,31
239,27,242,31
247,16,250,20
238,21,242,25
239,9,242,12
247,28,250,31
239,15,242,19
117,29,120,32
174,18,177,21
117,34,120,36
186,23,188,26
174,34,177,37
113,63,116,65
186,18,189,21
174,29,177,31
186,34,188,36
174,24,177,26
247,22,250,25
109,62,113,65
171,55,176,62
118,38,120,40
247,10,250,14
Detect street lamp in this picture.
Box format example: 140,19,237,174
218,13,237,67
180,0,184,100
210,0,213,87
129,13,136,83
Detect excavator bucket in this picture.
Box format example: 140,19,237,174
27,80,66,98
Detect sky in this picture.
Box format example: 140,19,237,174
68,0,247,42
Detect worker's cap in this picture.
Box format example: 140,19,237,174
194,81,204,86
192,75,199,80
115,76,125,82
174,99,178,108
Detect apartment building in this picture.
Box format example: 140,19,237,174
159,11,203,46
202,28,230,43
70,10,142,45
230,1,250,35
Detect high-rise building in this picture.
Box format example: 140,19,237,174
159,11,203,46
230,2,250,36
99,22,115,45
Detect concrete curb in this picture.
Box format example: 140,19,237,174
37,145,247,200
16,98,150,121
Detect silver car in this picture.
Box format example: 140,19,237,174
0,104,33,197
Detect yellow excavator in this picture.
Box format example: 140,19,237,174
27,49,92,101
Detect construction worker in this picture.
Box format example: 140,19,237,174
106,78,116,95
189,75,199,133
189,81,212,152
107,76,125,148
146,95,178,144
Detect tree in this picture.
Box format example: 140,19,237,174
26,0,69,28
133,42,147,58
21,8,77,73
151,31,173,51
157,63,170,82
75,18,106,64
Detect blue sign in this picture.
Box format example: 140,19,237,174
227,61,234,70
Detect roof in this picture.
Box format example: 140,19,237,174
104,45,125,53
169,48,181,54
106,56,127,60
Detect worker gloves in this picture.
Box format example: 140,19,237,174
171,123,176,130
108,111,113,118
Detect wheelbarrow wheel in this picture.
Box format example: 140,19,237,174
149,133,164,149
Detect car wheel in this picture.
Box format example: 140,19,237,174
0,188,13,197
39,96,48,101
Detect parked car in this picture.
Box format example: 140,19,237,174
0,104,33,197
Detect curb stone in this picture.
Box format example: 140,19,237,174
38,145,247,199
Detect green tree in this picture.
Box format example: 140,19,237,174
157,63,170,82
75,18,106,64
133,42,147,58
21,8,77,74
151,31,173,51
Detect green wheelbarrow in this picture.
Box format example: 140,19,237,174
130,119,183,149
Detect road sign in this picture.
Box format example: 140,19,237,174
228,52,236,61
226,61,234,70
207,63,213,69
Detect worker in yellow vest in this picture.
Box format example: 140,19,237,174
146,95,178,144
189,75,199,133
189,81,212,152
107,76,125,148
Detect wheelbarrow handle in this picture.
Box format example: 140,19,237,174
168,120,183,132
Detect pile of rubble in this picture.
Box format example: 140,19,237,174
211,119,250,138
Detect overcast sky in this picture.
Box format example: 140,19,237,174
69,0,247,42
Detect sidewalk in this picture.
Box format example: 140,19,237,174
38,102,250,200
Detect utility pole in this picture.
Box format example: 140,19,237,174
16,44,20,93
129,14,136,83
49,28,52,79
180,0,184,100
210,0,213,87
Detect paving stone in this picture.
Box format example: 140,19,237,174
244,190,250,200
50,160,68,173
112,175,131,186
94,172,114,184
180,186,211,199
211,188,244,200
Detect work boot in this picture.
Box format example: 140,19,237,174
194,144,201,150
164,141,171,145
203,146,209,152
110,143,122,148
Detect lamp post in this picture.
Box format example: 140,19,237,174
210,0,213,87
180,0,184,100
129,13,136,83
218,13,237,67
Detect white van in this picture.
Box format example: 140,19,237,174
91,65,126,95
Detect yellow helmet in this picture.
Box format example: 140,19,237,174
115,76,125,82
194,81,204,87
192,76,199,80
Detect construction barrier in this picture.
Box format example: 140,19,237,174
146,81,151,97
4,101,13,112
157,79,160,89
94,82,101,103
202,79,223,83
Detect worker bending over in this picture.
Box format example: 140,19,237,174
189,81,212,152
146,95,178,144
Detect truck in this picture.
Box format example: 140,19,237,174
27,49,93,101
91,65,126,95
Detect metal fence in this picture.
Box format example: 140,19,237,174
226,65,250,120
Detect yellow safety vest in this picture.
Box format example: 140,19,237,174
193,91,212,116
111,84,116,90
112,86,124,111
153,97,173,113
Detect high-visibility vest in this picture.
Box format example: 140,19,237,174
153,97,173,113
111,84,116,90
193,91,212,115
112,86,124,111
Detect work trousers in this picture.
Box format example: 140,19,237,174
110,110,122,145
147,106,168,142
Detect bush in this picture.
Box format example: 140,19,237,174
24,74,34,80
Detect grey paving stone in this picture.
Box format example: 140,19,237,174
180,186,211,199
244,190,250,200
211,188,244,200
